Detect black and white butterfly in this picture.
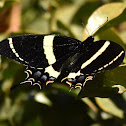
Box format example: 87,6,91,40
0,34,125,93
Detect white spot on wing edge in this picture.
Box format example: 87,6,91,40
43,35,56,65
81,41,110,69
8,38,24,62
45,65,60,78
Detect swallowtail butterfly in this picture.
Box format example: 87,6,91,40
0,34,125,93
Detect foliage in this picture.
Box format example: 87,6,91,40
0,0,126,126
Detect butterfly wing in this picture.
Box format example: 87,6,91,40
80,40,125,75
0,34,82,84
0,34,49,68
0,34,81,69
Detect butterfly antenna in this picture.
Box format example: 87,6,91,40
91,17,109,36
80,19,91,36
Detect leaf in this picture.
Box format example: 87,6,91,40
95,28,126,49
95,97,124,118
34,92,52,106
51,1,84,29
104,65,126,89
79,85,119,98
83,2,126,40
79,64,126,97
112,85,126,94
51,0,86,39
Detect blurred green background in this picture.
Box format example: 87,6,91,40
0,0,126,126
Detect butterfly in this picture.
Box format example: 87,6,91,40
0,34,125,94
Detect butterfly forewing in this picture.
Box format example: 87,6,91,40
52,36,81,71
0,35,49,68
0,34,81,70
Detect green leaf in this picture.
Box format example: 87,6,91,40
104,65,126,89
95,97,124,118
95,28,126,49
79,85,119,98
79,65,126,97
83,2,126,40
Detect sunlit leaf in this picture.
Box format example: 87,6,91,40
96,97,124,118
34,92,52,106
83,2,126,40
